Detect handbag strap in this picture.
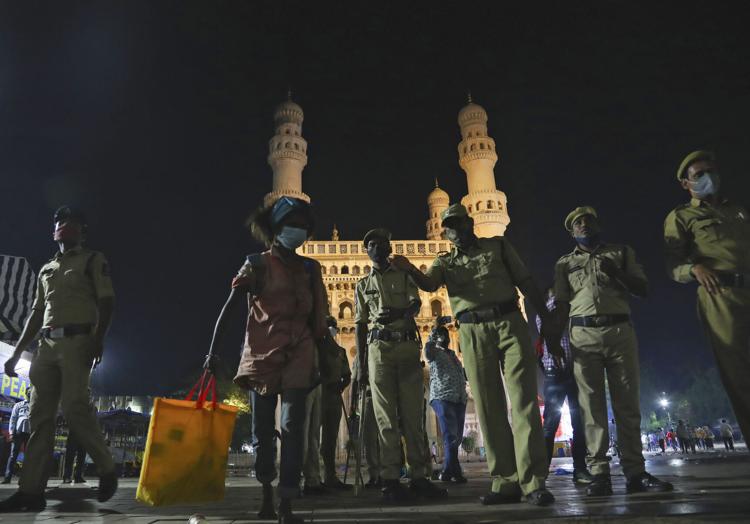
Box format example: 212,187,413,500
185,370,218,409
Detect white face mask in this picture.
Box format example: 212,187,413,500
689,172,720,199
328,327,338,338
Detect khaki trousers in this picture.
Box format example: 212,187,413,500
367,339,426,481
320,385,343,483
302,384,322,486
571,323,645,478
20,336,114,495
698,287,750,441
458,312,547,495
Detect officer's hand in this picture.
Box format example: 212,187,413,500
389,255,414,272
691,264,722,295
599,257,621,278
546,339,566,369
4,356,19,378
90,338,105,368
377,307,401,324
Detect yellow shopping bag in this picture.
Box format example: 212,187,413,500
136,371,239,506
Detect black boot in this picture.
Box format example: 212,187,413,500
258,483,277,519
382,479,414,503
586,475,613,496
0,491,46,512
278,497,304,524
626,472,673,494
410,477,448,499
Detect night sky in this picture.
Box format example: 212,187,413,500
2,2,749,396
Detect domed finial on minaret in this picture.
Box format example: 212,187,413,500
332,224,339,241
467,91,472,104
263,95,310,206
287,87,292,101
426,179,450,240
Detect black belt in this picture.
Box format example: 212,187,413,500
716,272,750,288
41,324,93,339
368,329,418,343
570,314,630,328
455,300,519,325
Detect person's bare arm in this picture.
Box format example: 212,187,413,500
355,322,369,384
205,288,246,371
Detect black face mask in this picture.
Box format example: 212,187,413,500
367,243,391,265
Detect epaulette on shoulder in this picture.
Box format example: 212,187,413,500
437,250,451,258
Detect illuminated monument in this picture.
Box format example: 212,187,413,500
261,94,514,452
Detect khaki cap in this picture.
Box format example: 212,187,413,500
363,228,392,247
440,203,469,226
565,206,598,231
676,150,715,180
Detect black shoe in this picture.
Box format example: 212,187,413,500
438,471,453,482
97,472,118,502
62,478,72,484
321,479,352,490
573,469,594,485
73,477,87,484
479,491,521,505
452,473,468,484
278,511,304,524
626,472,674,494
524,488,555,506
410,478,448,499
0,491,47,512
586,475,613,497
364,477,382,489
0,478,10,485
302,484,326,496
381,479,414,503
258,484,277,519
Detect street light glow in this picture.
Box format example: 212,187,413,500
659,398,669,408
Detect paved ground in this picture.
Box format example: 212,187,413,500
0,448,749,523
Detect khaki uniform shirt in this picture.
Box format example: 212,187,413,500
554,244,647,317
423,237,529,316
664,198,750,283
32,246,114,327
355,265,421,331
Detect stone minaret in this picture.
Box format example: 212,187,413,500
457,94,509,237
263,93,311,206
426,178,450,240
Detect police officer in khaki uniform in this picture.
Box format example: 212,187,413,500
393,204,555,507
1,207,117,512
355,228,446,501
553,206,672,496
664,151,750,442
320,317,352,489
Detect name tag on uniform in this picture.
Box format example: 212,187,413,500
365,290,378,295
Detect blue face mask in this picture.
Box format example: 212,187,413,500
276,226,308,250
574,234,600,249
689,172,720,199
